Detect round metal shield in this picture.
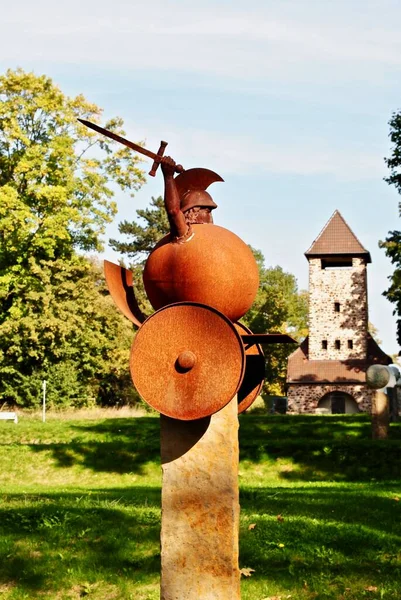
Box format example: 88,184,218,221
130,302,246,420
235,322,265,414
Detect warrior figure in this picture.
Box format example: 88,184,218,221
161,156,222,242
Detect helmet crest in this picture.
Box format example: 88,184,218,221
174,168,223,212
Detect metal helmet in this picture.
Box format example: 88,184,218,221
174,168,223,212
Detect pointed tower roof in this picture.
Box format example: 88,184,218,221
305,210,371,262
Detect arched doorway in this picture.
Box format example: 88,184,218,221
318,391,359,414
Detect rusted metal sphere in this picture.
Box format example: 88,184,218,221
143,224,259,322
130,302,246,420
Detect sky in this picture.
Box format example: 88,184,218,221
1,0,401,354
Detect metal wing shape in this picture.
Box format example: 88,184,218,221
104,260,147,328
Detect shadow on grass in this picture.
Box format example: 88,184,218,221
0,487,161,594
29,417,161,475
3,415,401,597
240,485,401,535
240,414,401,441
239,415,401,481
11,415,401,481
240,485,401,596
2,485,401,597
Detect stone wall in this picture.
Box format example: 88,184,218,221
287,383,373,414
308,257,368,360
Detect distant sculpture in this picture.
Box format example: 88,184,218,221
367,364,400,439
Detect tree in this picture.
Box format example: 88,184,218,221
110,196,169,314
0,256,138,407
368,322,382,345
242,249,308,395
111,204,308,395
0,68,145,406
110,196,169,260
380,111,401,345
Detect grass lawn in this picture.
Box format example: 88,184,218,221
1,411,401,599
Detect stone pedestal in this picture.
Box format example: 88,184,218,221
160,396,240,600
372,390,389,439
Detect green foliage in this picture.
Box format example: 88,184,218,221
110,196,169,262
368,321,382,345
384,112,401,197
0,257,138,407
0,68,146,407
110,196,169,314
7,362,85,409
380,111,401,345
0,68,145,256
243,248,308,394
379,230,401,344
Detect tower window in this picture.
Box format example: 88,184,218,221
334,302,341,312
335,340,341,350
322,340,328,350
321,258,353,269
348,340,353,349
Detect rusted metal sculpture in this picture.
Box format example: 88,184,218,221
80,119,295,598
79,119,294,411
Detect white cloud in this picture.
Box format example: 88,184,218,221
122,119,385,181
1,0,401,83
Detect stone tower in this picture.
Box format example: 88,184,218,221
307,210,369,362
287,210,390,414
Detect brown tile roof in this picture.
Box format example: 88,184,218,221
287,335,391,384
305,210,371,262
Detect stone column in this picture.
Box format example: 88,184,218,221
371,390,389,440
366,365,391,440
160,396,240,600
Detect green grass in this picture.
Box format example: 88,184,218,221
1,413,401,599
